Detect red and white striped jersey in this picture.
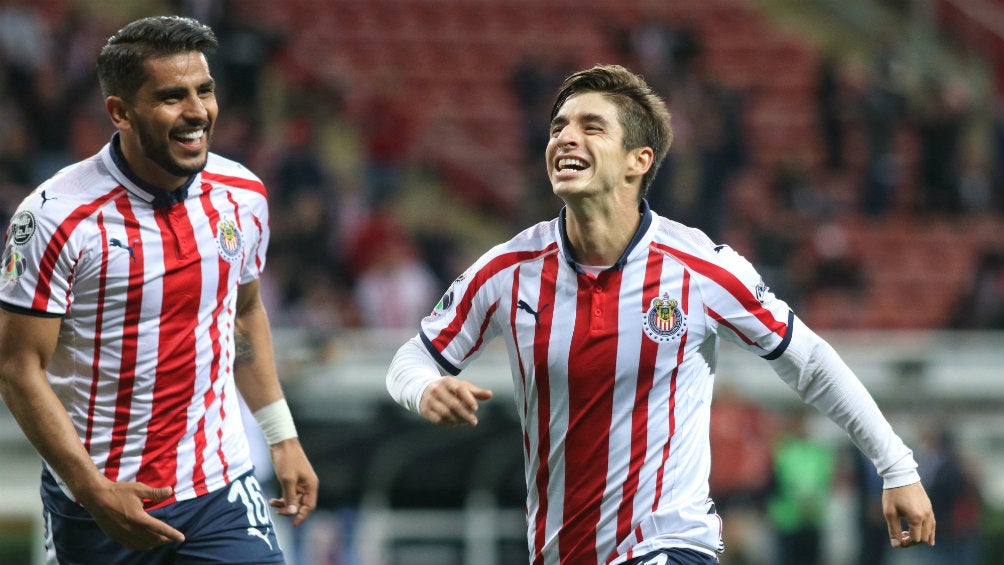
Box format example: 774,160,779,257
0,136,268,507
419,201,793,564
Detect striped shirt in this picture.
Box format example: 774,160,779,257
0,135,268,507
419,201,793,564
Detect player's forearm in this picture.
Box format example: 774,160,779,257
232,301,285,411
768,316,920,488
0,364,107,497
387,336,443,413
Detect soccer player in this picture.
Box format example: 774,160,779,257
386,65,935,565
0,16,317,564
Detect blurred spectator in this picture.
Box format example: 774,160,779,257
796,221,868,329
342,201,439,329
951,248,1004,329
511,50,572,162
851,448,889,565
766,410,836,565
212,2,285,114
353,234,439,330
839,48,906,217
817,56,846,172
355,70,415,206
913,76,972,214
915,427,984,565
691,76,748,240
710,386,778,565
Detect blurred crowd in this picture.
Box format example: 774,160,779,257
2,0,1004,345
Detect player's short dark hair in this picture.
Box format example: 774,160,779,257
550,65,673,197
97,16,218,102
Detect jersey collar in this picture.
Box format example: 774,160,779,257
102,133,197,208
558,198,654,274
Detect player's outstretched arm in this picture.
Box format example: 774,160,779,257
883,481,936,548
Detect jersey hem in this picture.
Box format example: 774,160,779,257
419,331,460,375
0,300,62,317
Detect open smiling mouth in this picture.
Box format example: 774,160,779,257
556,157,589,173
172,128,207,148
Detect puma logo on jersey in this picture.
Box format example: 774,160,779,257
39,190,57,207
109,238,137,262
517,300,550,328
246,527,274,550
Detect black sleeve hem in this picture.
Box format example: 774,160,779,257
419,331,461,376
0,300,63,318
762,310,795,361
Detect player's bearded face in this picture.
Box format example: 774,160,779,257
134,114,213,177
125,51,218,182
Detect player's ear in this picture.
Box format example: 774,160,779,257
626,146,653,178
106,96,131,130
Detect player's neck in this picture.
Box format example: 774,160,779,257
562,199,640,266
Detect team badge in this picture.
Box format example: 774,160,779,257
755,279,769,303
433,272,468,315
435,289,454,312
642,292,687,343
1,245,26,286
216,216,244,263
8,211,36,247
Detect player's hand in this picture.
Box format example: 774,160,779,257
419,376,493,427
882,481,936,548
78,480,184,550
268,438,318,527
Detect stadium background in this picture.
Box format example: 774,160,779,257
0,0,1002,564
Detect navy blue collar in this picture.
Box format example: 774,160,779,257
109,133,195,208
559,199,653,274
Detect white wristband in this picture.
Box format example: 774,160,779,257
253,398,298,445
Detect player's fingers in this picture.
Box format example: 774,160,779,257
885,515,905,548
913,515,936,546
426,396,466,427
292,492,315,527
437,383,478,425
132,514,185,546
275,477,301,516
456,386,482,420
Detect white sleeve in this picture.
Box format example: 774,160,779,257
386,335,446,414
768,315,921,489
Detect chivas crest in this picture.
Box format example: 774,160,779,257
216,216,244,263
642,292,687,342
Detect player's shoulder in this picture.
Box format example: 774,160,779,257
509,218,559,247
202,152,267,199
15,154,117,216
648,213,754,266
649,214,716,253
488,218,560,260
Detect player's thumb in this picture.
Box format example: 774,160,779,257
885,515,905,548
472,386,494,401
142,485,174,504
275,479,299,515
